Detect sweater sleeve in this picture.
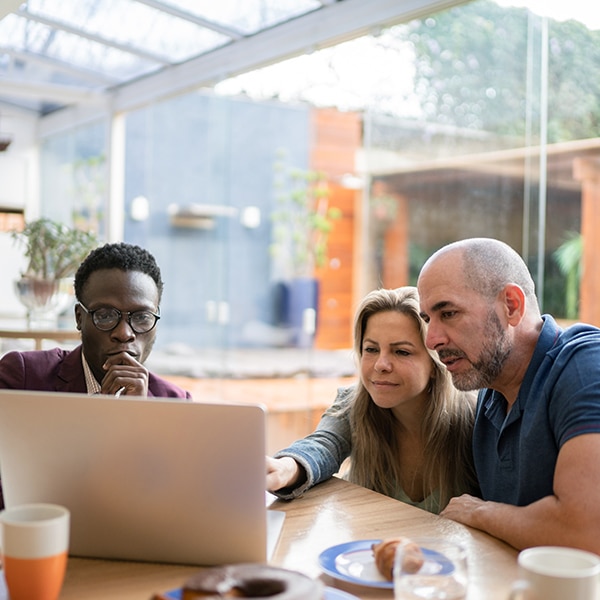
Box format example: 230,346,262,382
271,386,354,500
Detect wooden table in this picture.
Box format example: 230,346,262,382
57,477,519,599
0,328,80,350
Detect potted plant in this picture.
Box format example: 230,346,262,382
271,164,341,279
12,218,99,328
270,154,342,346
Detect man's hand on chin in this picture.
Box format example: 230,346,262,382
100,352,149,397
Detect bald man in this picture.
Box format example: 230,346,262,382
417,237,600,555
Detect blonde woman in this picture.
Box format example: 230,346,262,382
266,286,477,514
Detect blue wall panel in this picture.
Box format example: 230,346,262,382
123,93,310,349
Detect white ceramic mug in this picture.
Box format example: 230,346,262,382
508,546,600,600
0,503,70,600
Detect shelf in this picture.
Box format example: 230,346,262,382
167,203,238,230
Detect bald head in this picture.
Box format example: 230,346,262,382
420,238,539,311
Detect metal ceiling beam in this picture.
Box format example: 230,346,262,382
134,0,243,39
16,8,172,65
0,77,107,104
110,0,470,113
39,0,468,134
0,47,118,86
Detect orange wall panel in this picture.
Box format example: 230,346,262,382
382,194,410,288
574,157,600,327
310,109,362,349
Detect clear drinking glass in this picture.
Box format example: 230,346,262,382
393,537,468,600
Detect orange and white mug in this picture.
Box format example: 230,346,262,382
0,503,70,600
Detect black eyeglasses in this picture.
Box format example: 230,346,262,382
78,302,160,334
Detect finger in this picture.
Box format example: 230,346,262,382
101,369,148,396
103,352,142,370
101,379,147,397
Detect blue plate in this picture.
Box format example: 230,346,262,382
318,539,393,589
324,587,360,599
318,539,454,589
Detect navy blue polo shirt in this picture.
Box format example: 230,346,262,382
474,315,600,506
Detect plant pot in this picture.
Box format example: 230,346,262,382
14,277,74,329
286,277,319,348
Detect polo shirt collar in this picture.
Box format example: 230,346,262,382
482,314,561,429
516,314,561,409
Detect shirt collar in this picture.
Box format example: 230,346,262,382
81,351,102,395
481,315,560,428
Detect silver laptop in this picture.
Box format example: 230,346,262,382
0,390,284,566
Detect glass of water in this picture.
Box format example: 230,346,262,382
393,537,468,600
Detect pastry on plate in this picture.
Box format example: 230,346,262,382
372,536,424,581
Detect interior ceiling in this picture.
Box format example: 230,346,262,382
0,0,467,119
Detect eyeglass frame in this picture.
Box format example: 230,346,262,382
77,302,161,334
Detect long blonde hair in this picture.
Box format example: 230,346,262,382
346,287,477,509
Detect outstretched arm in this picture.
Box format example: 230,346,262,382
441,434,600,553
265,386,354,500
266,456,306,492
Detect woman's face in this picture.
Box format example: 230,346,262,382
360,310,433,412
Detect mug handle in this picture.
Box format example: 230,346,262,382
508,580,536,600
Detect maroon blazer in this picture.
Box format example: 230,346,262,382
0,345,191,398
0,345,191,510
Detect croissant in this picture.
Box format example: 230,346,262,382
372,537,424,581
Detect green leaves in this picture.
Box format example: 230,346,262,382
553,232,582,320
12,218,99,280
271,157,341,278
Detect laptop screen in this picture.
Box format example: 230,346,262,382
0,390,277,566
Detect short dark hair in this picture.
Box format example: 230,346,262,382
74,242,164,302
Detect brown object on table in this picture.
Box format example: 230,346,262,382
180,564,323,599
372,537,424,581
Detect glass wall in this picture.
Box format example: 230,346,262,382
216,0,599,321
361,0,598,318
36,0,600,450
39,0,600,334
40,120,107,238
38,0,600,339
121,91,311,352
39,93,313,353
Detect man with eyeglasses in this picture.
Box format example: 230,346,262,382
0,242,191,399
